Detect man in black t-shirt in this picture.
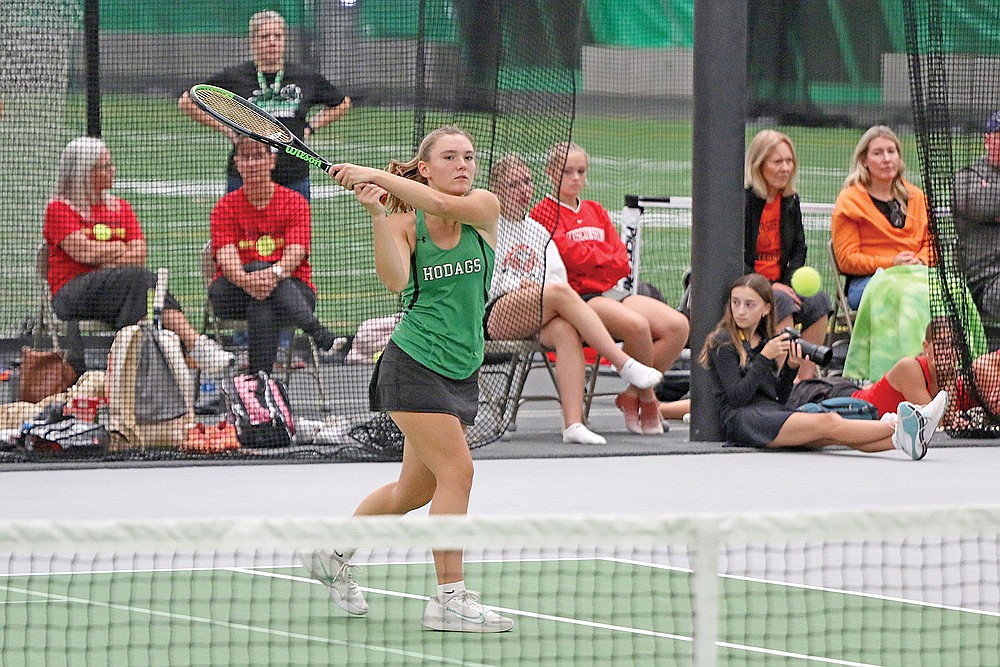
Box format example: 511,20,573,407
178,10,350,200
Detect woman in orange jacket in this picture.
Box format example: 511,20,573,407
831,125,931,310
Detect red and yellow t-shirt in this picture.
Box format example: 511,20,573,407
43,197,145,295
209,185,313,289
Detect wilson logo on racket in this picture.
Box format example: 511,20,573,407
285,145,326,168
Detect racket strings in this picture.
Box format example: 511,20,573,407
194,89,291,142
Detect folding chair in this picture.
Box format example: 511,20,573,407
478,338,607,435
35,242,116,372
826,239,857,341
199,242,328,414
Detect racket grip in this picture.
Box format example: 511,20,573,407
153,268,169,311
151,268,168,328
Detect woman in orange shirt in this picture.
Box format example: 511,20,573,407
831,125,930,309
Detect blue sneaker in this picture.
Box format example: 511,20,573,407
893,402,927,460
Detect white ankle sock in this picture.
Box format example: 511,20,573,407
438,581,464,600
562,422,607,445
617,358,663,390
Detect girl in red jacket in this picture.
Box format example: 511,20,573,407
531,142,689,434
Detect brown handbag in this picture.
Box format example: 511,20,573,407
18,346,78,404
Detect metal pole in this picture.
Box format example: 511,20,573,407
84,0,100,137
689,1,747,441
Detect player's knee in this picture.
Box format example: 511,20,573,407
439,460,474,494
547,317,579,341
822,412,848,431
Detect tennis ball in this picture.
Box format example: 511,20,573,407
93,224,111,241
790,266,822,297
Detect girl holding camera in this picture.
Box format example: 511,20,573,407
699,273,945,459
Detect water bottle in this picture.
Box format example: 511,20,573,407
196,379,222,415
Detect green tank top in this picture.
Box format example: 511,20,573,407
391,211,494,379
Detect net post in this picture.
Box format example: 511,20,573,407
690,518,720,667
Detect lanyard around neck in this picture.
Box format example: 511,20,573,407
256,69,284,96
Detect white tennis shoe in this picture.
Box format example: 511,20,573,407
192,335,236,374
892,402,928,460
422,589,514,633
918,390,948,443
299,548,368,616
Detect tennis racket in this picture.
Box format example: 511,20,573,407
188,84,334,172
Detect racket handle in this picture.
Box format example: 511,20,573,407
153,268,168,328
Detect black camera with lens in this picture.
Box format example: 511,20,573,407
782,327,833,366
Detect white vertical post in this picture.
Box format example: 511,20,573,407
690,519,719,667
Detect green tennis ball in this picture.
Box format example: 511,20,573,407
791,266,822,297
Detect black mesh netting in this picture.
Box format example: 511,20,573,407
905,0,1000,436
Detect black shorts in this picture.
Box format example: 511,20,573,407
773,289,833,329
580,287,630,303
482,299,498,341
369,340,480,425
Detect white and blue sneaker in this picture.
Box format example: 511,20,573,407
918,390,948,443
299,548,368,616
422,589,514,633
893,402,928,460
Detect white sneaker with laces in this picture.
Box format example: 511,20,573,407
422,590,514,633
617,358,663,390
299,548,368,616
918,390,948,443
192,335,236,374
892,402,928,460
562,422,607,445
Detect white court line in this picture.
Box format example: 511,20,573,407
246,565,880,666
605,555,1000,618
0,582,495,667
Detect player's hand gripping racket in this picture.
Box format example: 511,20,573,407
188,84,334,172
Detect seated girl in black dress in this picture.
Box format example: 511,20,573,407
699,273,945,459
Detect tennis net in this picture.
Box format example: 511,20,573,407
1,507,998,666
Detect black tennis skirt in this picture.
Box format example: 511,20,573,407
369,340,480,426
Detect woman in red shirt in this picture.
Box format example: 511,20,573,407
43,137,233,374
531,142,689,434
208,137,338,373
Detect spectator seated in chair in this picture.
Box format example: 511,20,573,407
43,137,233,374
485,156,663,445
207,136,340,375
744,129,832,380
831,125,930,311
531,142,689,435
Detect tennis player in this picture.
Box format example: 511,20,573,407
701,273,946,459
300,126,514,632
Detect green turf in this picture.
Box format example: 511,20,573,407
3,93,936,334
2,557,995,666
